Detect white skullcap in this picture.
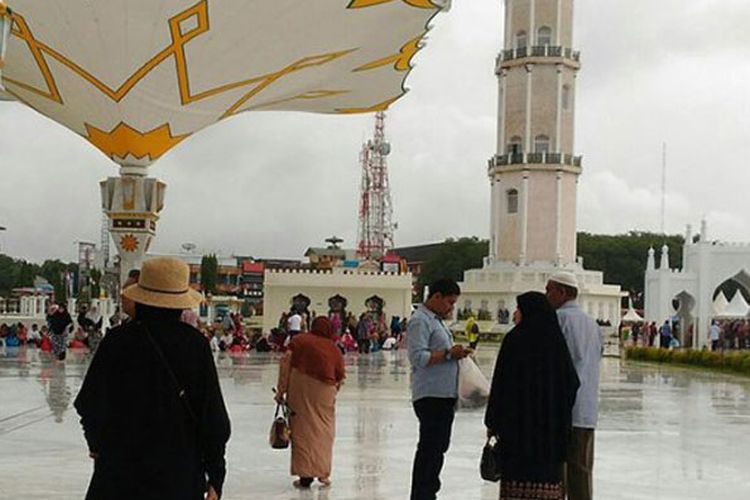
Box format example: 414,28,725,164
548,271,579,289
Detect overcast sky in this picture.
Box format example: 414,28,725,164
2,0,750,264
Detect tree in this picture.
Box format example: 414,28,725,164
413,232,685,307
0,254,22,296
90,268,102,299
417,237,488,299
39,260,78,303
576,231,684,306
200,254,218,294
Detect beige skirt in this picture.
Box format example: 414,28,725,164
287,368,337,478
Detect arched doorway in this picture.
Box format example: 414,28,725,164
328,294,348,335
365,295,387,341
711,271,750,349
672,291,696,348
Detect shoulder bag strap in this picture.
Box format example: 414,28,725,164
141,322,199,426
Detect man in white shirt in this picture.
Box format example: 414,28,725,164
709,321,721,351
27,323,42,346
287,310,302,338
546,271,601,500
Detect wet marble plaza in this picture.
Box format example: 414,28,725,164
1,346,749,499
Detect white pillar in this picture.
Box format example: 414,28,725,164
525,64,534,153
494,177,503,259
646,247,656,271
555,170,563,264
489,177,497,262
504,0,513,49
555,64,563,153
101,164,166,287
529,0,535,47
520,170,530,264
498,70,507,154
556,0,562,46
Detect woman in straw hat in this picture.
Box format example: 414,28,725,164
275,316,346,489
75,257,231,500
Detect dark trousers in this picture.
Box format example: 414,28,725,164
564,427,595,500
358,339,369,354
410,397,456,500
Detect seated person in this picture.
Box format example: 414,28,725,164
382,335,397,350
341,330,358,352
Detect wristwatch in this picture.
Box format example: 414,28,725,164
444,348,452,361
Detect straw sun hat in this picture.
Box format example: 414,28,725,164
122,257,203,309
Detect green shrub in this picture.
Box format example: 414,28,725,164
624,347,750,376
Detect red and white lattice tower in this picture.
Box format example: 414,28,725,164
356,111,394,260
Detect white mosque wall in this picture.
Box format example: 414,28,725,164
644,224,750,348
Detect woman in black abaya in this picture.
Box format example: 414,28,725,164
485,291,580,499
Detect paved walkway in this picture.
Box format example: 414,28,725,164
1,346,749,499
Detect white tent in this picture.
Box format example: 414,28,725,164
622,298,643,323
715,290,749,319
713,291,729,316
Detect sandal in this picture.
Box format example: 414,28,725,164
318,478,332,487
293,478,313,489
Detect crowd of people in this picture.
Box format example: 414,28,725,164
0,302,105,359
620,320,683,349
270,308,406,355
708,319,750,350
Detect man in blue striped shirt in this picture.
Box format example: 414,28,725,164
407,278,472,500
546,271,602,500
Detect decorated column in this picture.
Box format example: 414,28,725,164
0,2,10,90
100,165,166,285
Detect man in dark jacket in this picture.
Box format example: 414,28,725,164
74,257,231,500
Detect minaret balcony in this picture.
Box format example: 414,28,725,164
496,46,580,71
488,153,583,170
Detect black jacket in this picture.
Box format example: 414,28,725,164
74,318,231,499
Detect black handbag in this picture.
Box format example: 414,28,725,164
480,436,502,482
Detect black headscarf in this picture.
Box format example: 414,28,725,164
484,291,580,466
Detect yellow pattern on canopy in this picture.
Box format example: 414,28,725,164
0,0,450,166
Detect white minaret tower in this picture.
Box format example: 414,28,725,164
488,0,581,266
461,0,622,333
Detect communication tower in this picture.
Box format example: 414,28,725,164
356,111,395,259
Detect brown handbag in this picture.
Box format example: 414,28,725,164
269,403,291,449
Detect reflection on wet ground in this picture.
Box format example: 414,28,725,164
1,346,749,499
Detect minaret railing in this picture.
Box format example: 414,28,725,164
488,153,582,170
500,46,580,63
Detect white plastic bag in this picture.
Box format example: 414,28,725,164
458,357,490,409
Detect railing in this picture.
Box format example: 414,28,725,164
488,153,583,169
499,45,580,64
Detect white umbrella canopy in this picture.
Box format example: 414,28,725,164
0,0,450,166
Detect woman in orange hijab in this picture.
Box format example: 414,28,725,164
276,316,345,488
